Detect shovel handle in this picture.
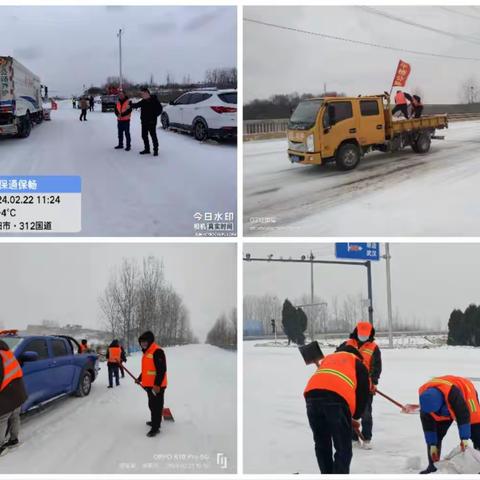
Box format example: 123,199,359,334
376,389,406,409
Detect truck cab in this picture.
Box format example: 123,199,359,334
287,94,447,170
0,330,99,413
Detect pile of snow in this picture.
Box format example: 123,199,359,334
0,100,237,236
2,344,236,473
244,340,480,474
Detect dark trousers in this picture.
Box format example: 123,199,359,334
108,364,120,387
352,394,373,441
426,421,480,468
79,109,87,121
147,387,165,431
117,121,131,148
392,104,409,119
89,104,94,112
414,106,423,118
306,396,353,474
141,121,158,152
119,364,125,378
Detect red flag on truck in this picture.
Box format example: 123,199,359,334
392,60,411,87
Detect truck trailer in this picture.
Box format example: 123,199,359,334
287,94,448,170
0,56,46,138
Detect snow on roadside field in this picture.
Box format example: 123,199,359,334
0,101,237,236
244,340,480,474
2,344,237,474
244,120,480,236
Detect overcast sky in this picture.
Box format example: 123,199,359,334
244,243,480,329
0,6,236,96
0,243,236,340
244,6,480,104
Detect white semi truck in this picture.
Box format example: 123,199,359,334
0,56,47,138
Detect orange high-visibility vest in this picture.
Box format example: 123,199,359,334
141,343,168,388
419,375,480,424
395,91,407,105
108,346,121,363
304,351,358,415
345,339,377,373
79,344,88,353
0,350,23,391
116,100,131,121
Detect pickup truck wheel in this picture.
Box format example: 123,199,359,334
412,133,431,154
161,112,169,130
336,143,360,170
75,370,92,397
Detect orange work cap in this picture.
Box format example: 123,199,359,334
357,322,372,338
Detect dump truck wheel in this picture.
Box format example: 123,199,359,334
17,114,32,138
336,143,360,170
412,133,431,154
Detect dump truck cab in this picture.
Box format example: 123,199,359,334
288,94,447,170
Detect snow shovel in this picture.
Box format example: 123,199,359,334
299,341,325,366
120,363,174,422
376,389,419,414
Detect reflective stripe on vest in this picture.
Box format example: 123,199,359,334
141,343,168,388
304,351,358,415
116,101,131,121
345,339,377,373
0,350,23,391
419,375,480,424
395,92,407,105
109,346,121,363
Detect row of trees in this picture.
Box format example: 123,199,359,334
448,304,480,346
206,308,237,349
99,256,198,352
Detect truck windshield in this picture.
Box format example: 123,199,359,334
289,100,323,130
1,337,23,352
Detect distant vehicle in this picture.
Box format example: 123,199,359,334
161,89,237,141
0,56,47,138
287,93,448,170
0,330,100,413
101,94,118,112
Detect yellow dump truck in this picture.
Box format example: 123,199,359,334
287,94,448,170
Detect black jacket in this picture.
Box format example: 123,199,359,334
114,97,132,120
0,355,28,416
131,95,162,123
305,346,370,419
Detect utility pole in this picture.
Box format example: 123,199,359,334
118,29,123,90
384,243,393,348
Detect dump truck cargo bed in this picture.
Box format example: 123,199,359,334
387,114,448,137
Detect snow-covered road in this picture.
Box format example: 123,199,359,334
2,344,236,474
244,121,480,236
0,101,237,236
244,340,480,474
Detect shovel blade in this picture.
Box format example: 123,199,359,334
163,407,174,422
402,403,420,414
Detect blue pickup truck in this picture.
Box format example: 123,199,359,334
0,331,100,413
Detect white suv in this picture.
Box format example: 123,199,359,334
161,89,237,141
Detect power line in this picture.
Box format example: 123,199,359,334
359,6,480,45
438,6,480,21
244,17,480,62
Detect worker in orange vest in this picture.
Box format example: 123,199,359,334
78,339,88,354
418,375,480,474
392,90,409,119
411,95,423,118
339,321,382,449
0,340,27,456
114,91,132,151
106,339,124,388
136,331,167,437
304,344,370,473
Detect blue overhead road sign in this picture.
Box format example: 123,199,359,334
335,243,380,261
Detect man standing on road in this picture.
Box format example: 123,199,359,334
78,339,89,354
304,344,370,474
106,339,122,388
89,95,95,112
131,88,162,157
114,91,132,151
0,340,27,456
79,97,88,121
339,321,382,449
136,331,167,437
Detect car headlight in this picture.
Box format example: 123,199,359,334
306,134,315,152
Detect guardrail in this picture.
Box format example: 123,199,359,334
244,113,480,141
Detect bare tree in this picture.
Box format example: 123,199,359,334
459,76,480,104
